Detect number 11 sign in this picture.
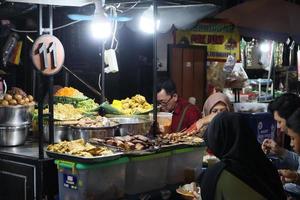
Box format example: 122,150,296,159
32,35,65,76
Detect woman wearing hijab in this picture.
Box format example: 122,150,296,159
200,112,286,200
194,92,232,132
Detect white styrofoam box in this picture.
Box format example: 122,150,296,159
233,102,269,113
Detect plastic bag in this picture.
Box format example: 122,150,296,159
225,63,248,88
223,54,236,74
207,62,226,90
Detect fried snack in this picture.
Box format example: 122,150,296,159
104,135,154,151
112,94,152,115
75,116,117,128
135,143,145,151
159,132,204,145
47,139,113,157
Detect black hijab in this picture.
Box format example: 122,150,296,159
200,112,286,200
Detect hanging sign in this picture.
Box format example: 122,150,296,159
175,21,240,62
32,34,64,76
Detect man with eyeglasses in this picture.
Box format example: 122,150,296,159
157,79,201,133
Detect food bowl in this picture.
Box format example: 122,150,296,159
109,117,152,136
0,104,34,126
43,125,71,143
70,125,119,141
176,182,201,200
0,125,29,146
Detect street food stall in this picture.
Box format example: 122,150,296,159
0,0,220,199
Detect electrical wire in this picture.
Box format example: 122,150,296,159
117,2,139,13
10,28,37,33
52,20,82,30
112,6,118,50
105,5,119,50
98,72,102,91
10,20,82,33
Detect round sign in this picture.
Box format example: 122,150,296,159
31,35,64,76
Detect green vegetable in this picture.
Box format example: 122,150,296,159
76,99,100,113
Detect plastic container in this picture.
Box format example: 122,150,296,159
149,112,173,134
55,157,129,200
233,102,268,113
167,147,205,185
125,151,171,194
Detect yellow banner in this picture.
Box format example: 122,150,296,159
176,26,240,61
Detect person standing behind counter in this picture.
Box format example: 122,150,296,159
156,79,201,133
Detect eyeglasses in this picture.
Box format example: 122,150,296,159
158,95,173,106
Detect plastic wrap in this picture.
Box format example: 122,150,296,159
2,33,19,67
224,63,248,88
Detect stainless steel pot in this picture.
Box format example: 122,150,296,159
0,125,28,146
0,104,34,126
70,125,118,141
109,117,153,136
43,125,71,143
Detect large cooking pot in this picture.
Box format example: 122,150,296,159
43,125,71,143
70,125,119,141
0,104,34,126
0,125,29,146
109,117,153,136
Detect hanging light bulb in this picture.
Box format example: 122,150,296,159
90,0,112,39
139,5,160,34
260,41,270,53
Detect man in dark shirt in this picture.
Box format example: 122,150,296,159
157,79,201,133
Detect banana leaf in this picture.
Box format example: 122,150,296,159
132,107,153,115
100,101,124,115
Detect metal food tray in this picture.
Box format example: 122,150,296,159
100,143,158,156
88,137,158,156
158,143,189,152
46,150,123,163
70,124,119,130
180,141,206,147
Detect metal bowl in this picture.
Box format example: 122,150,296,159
0,125,29,146
109,117,153,136
70,125,119,141
0,104,35,126
43,125,71,143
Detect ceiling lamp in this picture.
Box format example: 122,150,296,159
90,0,111,39
139,5,160,34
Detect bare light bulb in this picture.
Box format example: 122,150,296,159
139,6,160,34
90,0,111,39
90,19,112,39
260,41,270,53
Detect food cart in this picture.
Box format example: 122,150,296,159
0,1,211,199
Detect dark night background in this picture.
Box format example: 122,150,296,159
1,0,299,102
